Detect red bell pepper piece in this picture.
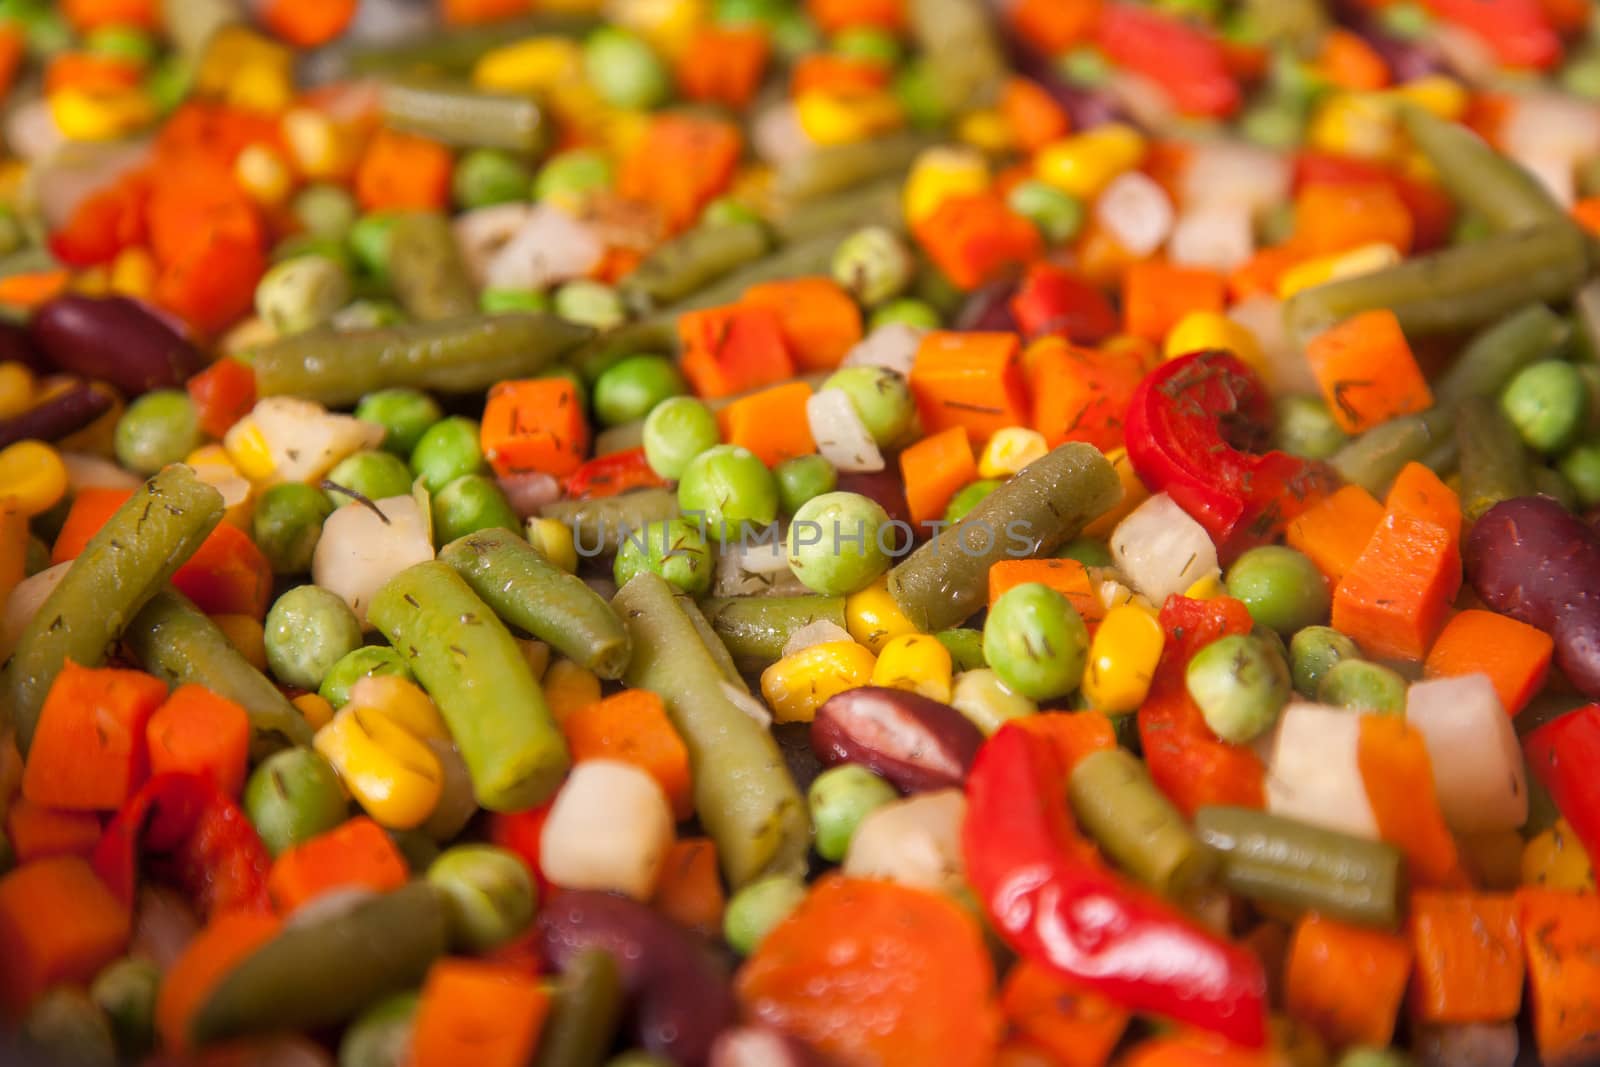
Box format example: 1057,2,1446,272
1124,350,1336,561
48,171,150,269
93,772,272,919
1524,705,1600,865
186,357,257,440
1092,4,1241,118
963,723,1269,1046
1009,262,1119,345
488,804,554,901
563,446,669,500
1423,0,1560,70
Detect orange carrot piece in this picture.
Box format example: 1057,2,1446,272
440,0,526,23
1119,1032,1273,1067
1407,890,1522,1024
651,837,726,938
561,689,693,820
619,114,743,234
44,51,143,95
266,817,409,914
4,799,102,864
790,53,891,96
1332,512,1461,662
677,304,796,399
1314,29,1392,90
676,26,770,109
1008,0,1101,53
1015,711,1117,779
21,661,168,811
913,191,1043,291
354,129,454,213
146,685,253,799
156,910,281,1053
187,357,257,440
1284,913,1413,1049
1285,484,1385,584
987,559,1103,621
716,381,817,467
1122,261,1226,343
409,959,552,1067
1228,246,1305,302
0,856,131,1017
806,0,906,32
1028,338,1144,453
172,521,274,620
1306,309,1433,434
0,270,70,310
1574,196,1600,238
1517,887,1600,1067
62,0,156,31
1001,78,1071,153
908,331,1030,444
1385,461,1460,551
480,377,590,479
1293,182,1412,256
741,276,863,372
52,486,135,564
0,503,25,610
261,0,359,47
1001,960,1129,1067
1424,609,1553,717
899,425,977,530
1357,714,1471,889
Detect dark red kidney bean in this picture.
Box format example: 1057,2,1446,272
538,890,737,1067
711,1027,825,1067
835,469,913,550
0,383,114,449
953,272,1020,333
30,295,207,396
811,686,985,793
0,320,47,373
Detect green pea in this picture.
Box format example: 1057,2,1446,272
22,987,116,1066
774,454,837,515
679,444,778,543
614,517,713,597
808,764,896,862
533,149,613,204
348,213,400,280
1318,658,1407,715
1562,49,1600,100
354,388,443,458
1007,180,1085,245
271,233,355,274
1335,1049,1415,1067
432,474,520,545
253,482,335,574
319,645,413,707
1185,633,1291,744
427,844,537,951
787,490,892,595
983,582,1091,701
480,287,551,315
292,183,359,240
264,585,364,691
453,148,533,210
1059,45,1110,86
411,416,486,493
241,747,349,856
831,225,914,306
713,0,785,24
769,8,821,58
325,450,415,508
944,479,1002,526
583,27,670,109
893,58,950,129
1502,360,1587,454
1376,2,1431,39
594,355,688,428
1055,536,1113,568
1288,625,1361,698
113,389,201,476
339,993,418,1067
1559,440,1600,507
145,55,192,114
256,254,351,335
643,396,720,479
832,26,901,65
554,280,625,330
822,366,916,447
86,24,157,65
1226,545,1330,633
935,628,989,673
1274,395,1349,460
724,875,807,955
869,298,941,331
1240,101,1306,150
90,958,159,1059
701,196,762,228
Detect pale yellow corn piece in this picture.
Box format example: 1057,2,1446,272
185,444,254,528
845,575,921,654
236,143,294,206
314,705,444,829
0,363,35,420
0,441,68,517
50,87,155,142
978,427,1048,480
347,674,450,742
223,421,276,482
1390,75,1468,121
1082,604,1166,714
606,0,705,58
796,90,904,147
1306,92,1401,161
1522,818,1596,891
474,37,585,94
1035,123,1147,200
959,108,1013,154
282,108,359,180
546,657,602,723
903,146,989,226
1277,242,1402,299
760,640,877,724
870,634,953,704
1183,573,1228,601
292,692,335,733
1164,311,1265,372
949,668,1037,735
527,517,579,573
109,247,158,302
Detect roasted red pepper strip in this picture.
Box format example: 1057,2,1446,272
1124,350,1336,560
93,771,273,918
1009,262,1119,345
1092,4,1240,118
563,446,670,500
1524,705,1600,865
963,722,1269,1047
1423,0,1560,70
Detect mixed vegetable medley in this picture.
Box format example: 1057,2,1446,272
3,0,1600,1064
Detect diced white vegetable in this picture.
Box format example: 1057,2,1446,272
1095,171,1174,258
1262,702,1379,840
843,789,967,894
190,463,253,516
1180,141,1292,217
752,103,811,166
713,532,810,597
540,760,674,900
1110,493,1220,604
782,620,854,658
483,205,604,292
0,562,71,662
9,100,65,167
1227,296,1317,395
311,494,435,627
1499,92,1600,208
60,451,142,491
226,396,385,486
453,202,533,286
807,388,885,473
1512,151,1575,209
1405,674,1528,833
1168,206,1253,272
950,669,1036,736
711,1027,813,1067
842,323,926,377
1414,1023,1518,1067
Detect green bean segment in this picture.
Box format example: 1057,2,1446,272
539,487,681,556
386,213,479,322
699,596,847,671
532,950,624,1067
621,220,771,311
1457,397,1535,522
380,79,546,154
1400,105,1571,234
1068,748,1212,897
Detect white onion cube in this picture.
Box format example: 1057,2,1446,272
1263,702,1379,840
843,789,967,894
540,760,674,900
807,388,885,473
1110,493,1219,604
1405,674,1528,833
312,494,435,627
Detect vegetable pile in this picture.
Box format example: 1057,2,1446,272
1,0,1600,1065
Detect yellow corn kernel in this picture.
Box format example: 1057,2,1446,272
949,668,1037,735
870,633,954,703
545,657,601,723
760,640,877,724
1083,447,1149,539
0,161,27,205
959,108,1014,154
1277,242,1402,299
1306,92,1401,160
235,143,294,206
0,362,35,420
228,61,293,113
1522,818,1596,891
1164,311,1265,371
1390,75,1467,121
314,705,443,830
845,575,921,654
109,246,158,301
49,87,156,142
185,444,254,527
282,108,358,181
607,0,705,58
0,441,68,517
1035,123,1147,200
903,146,990,227
1096,576,1152,616
224,420,277,482
213,613,268,672
70,267,111,298
796,89,903,147
293,692,336,732
519,638,552,681
475,37,585,94
978,427,1048,479
1082,604,1166,714
527,517,579,573
346,674,450,742
1183,572,1228,601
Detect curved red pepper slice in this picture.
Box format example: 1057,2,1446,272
1524,705,1600,866
1125,350,1336,561
963,723,1268,1047
1093,4,1241,118
564,446,670,500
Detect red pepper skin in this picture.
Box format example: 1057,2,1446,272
488,804,555,901
1423,0,1560,70
1124,350,1336,561
1009,262,1119,345
1093,4,1240,118
1524,705,1600,864
93,772,272,919
563,446,670,500
963,723,1269,1047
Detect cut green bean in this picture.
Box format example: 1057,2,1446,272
700,596,847,671
909,0,1007,112
532,950,624,1067
539,488,680,556
2,465,223,753
566,317,679,385
342,14,601,77
1069,748,1212,897
668,230,850,314
387,213,478,322
369,562,570,811
773,133,935,203
1457,398,1535,521
1401,105,1571,234
613,573,808,887
381,79,546,154
620,221,770,311
439,528,631,678
770,178,906,243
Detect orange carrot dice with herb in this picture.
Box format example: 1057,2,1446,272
678,305,795,399
1014,711,1117,775
262,0,359,47
1122,262,1226,343
561,690,693,820
677,26,770,109
155,910,281,1053
1028,338,1144,453
1285,484,1385,584
146,685,253,798
1001,78,1071,153
1293,182,1412,256
900,425,976,530
987,559,1102,621
1518,887,1600,1067
172,521,274,620
1357,715,1471,889
62,0,156,31
21,661,167,811
914,191,1043,291
266,817,409,914
716,381,816,467
481,378,591,479
51,487,133,564
741,277,863,371
791,53,891,96
1285,913,1413,1049
1001,960,1129,1067
4,799,102,864
1385,462,1460,551
1008,0,1101,52
187,357,257,440
1424,609,1553,716
355,129,454,212
619,114,742,234
0,856,131,1017
1332,512,1461,661
410,959,552,1067
651,837,725,938
1306,310,1433,434
807,0,906,32
1407,891,1522,1023
909,331,1030,444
